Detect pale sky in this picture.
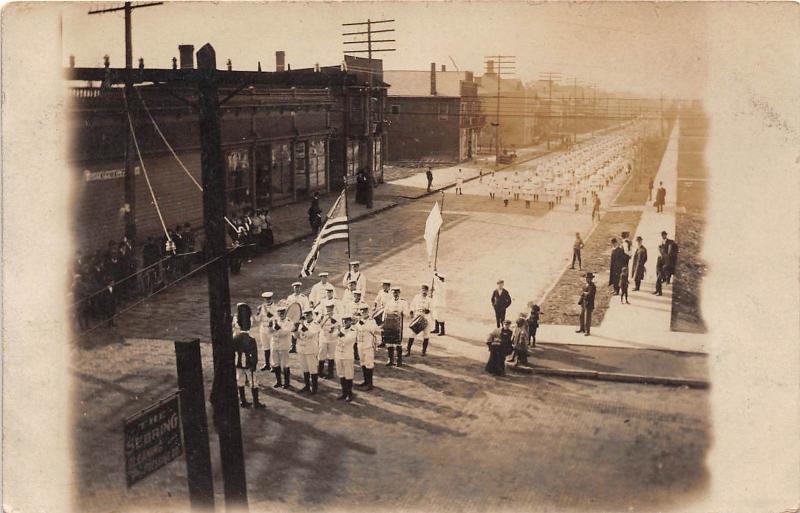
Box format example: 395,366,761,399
62,1,709,98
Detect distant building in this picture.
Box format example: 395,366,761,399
66,49,387,249
384,63,483,164
475,60,537,152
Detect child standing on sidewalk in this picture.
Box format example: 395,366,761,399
527,303,540,347
507,316,530,367
619,266,630,304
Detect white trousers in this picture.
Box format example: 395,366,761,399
298,353,318,374
335,358,355,379
318,340,337,361
271,349,290,369
358,347,375,369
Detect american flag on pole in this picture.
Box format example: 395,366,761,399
300,189,349,277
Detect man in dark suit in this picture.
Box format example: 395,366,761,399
491,280,512,328
426,167,434,192
631,236,648,291
655,181,667,213
609,238,629,295
660,231,678,284
576,272,596,336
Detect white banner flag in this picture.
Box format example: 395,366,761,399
424,201,443,266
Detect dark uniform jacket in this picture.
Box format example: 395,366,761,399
631,246,648,280
578,282,597,310
491,289,512,312
233,332,258,371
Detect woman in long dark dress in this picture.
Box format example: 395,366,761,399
485,320,513,376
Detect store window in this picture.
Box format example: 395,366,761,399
309,139,327,191
226,148,251,211
270,143,293,204
294,141,308,197
346,140,360,183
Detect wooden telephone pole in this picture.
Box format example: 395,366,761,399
88,1,163,243
343,18,395,209
484,55,515,168
538,71,562,149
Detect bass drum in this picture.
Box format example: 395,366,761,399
285,302,303,323
382,312,402,343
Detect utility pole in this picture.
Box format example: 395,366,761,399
197,44,249,512
569,77,582,144
484,55,515,168
538,71,561,149
343,18,395,209
88,1,163,244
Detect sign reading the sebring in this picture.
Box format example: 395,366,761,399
124,393,183,488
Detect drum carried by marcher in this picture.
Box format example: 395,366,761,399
409,314,428,335
371,308,385,326
286,302,303,323
382,312,403,343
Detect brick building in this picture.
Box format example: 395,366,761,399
66,50,387,249
384,64,483,163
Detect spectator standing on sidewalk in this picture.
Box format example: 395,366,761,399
455,169,464,195
491,280,512,328
609,238,629,295
507,315,530,367
619,266,630,304
571,233,584,270
631,236,648,291
308,192,323,234
591,192,601,222
527,303,540,347
426,167,434,192
654,181,666,213
576,272,596,336
485,320,512,376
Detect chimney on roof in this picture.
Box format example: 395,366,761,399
276,51,285,72
179,45,194,69
430,62,437,96
69,55,75,68
441,64,446,72
486,59,495,74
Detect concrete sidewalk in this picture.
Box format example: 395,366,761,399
537,120,710,358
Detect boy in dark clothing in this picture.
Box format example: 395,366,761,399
619,266,630,304
233,303,265,409
527,304,540,346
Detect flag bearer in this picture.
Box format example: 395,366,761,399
294,308,321,394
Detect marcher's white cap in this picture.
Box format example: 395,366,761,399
292,281,302,287
261,292,274,298
236,302,247,307
420,284,429,289
353,290,362,295
391,287,401,292
277,305,288,312
318,272,329,277
341,314,353,321
359,304,370,311
381,279,391,284
350,260,361,266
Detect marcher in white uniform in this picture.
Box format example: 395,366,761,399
431,272,447,336
342,261,367,295
269,305,294,389
286,281,309,353
317,301,340,379
355,304,381,390
254,292,277,370
406,284,434,357
455,169,464,195
501,177,513,207
522,181,534,209
341,280,358,308
334,315,357,402
293,309,320,394
315,285,342,319
512,171,521,200
384,287,409,367
309,272,334,307
488,173,498,199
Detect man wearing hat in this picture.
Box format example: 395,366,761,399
609,238,629,295
287,282,310,353
341,287,363,318
373,280,392,346
576,272,597,336
233,303,265,409
315,285,343,320
343,261,367,295
293,308,321,394
335,314,358,402
491,280,513,328
269,304,294,388
631,236,648,291
431,272,447,336
406,283,434,357
355,304,381,390
384,287,409,366
309,272,335,308
317,301,340,379
254,292,277,371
